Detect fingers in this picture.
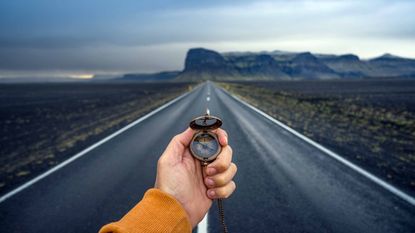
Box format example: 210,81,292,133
207,181,236,199
213,128,228,146
206,145,232,176
204,146,237,200
205,163,237,188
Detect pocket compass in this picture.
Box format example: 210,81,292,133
189,113,222,166
189,112,229,233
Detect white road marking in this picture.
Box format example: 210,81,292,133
0,86,199,204
226,90,415,206
198,84,211,233
197,213,208,233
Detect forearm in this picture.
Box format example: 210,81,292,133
99,189,192,233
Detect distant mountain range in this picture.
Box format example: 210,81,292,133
2,48,414,83
120,71,180,82
118,48,415,81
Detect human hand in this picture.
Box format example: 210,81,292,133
155,127,237,228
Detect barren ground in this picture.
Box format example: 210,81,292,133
219,79,415,194
0,82,193,195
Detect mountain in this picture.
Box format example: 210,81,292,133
4,49,413,83
319,54,369,78
119,71,180,82
177,48,238,81
367,54,415,77
283,52,340,79
177,48,415,81
113,48,415,82
176,48,341,80
225,53,291,80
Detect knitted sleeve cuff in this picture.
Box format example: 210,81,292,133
99,188,192,233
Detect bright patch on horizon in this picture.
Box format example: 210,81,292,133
70,74,94,79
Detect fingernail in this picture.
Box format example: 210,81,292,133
208,190,215,198
207,167,216,175
206,178,214,186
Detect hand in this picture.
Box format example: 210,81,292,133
155,127,237,228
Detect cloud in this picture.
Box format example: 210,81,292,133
0,0,414,75
0,44,188,73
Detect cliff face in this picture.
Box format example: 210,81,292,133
177,48,291,81
178,48,238,81
177,48,415,81
184,48,228,71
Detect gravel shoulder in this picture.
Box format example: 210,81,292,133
219,80,415,195
0,82,194,195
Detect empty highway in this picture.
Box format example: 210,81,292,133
0,82,414,232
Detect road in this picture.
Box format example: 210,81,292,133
0,82,414,232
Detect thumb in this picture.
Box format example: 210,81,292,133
172,127,195,148
162,128,195,161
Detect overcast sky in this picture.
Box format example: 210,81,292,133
0,0,414,78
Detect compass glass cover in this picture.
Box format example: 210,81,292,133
190,133,220,159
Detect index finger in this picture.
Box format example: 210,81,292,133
212,128,228,146
206,145,232,176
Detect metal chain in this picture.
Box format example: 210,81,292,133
217,198,229,233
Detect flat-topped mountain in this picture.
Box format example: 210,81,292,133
180,48,238,81
175,48,415,81
113,48,415,81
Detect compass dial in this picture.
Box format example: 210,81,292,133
190,132,220,161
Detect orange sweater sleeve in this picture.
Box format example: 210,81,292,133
99,188,192,233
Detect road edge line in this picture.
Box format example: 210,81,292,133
221,87,415,206
0,85,198,203
197,213,208,233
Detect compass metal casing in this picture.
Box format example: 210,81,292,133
190,131,221,162
189,114,223,163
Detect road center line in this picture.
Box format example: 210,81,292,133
197,213,208,233
198,84,211,233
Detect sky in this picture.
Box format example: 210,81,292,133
0,0,414,78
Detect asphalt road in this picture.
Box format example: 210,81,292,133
0,82,414,232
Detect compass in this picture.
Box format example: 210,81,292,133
189,114,222,165
189,113,229,233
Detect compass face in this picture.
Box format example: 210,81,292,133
190,132,220,161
